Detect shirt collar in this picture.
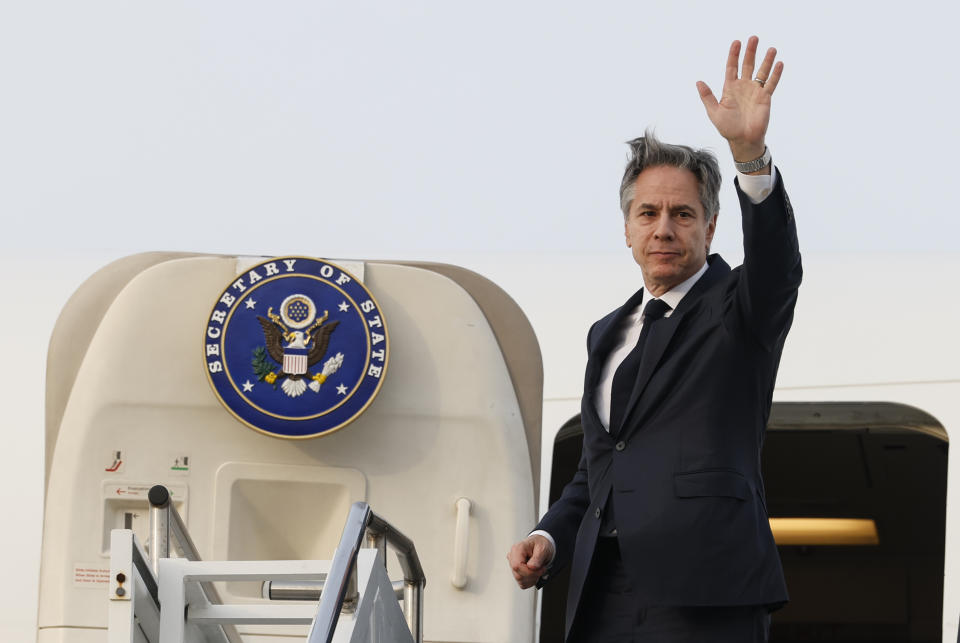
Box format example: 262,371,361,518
641,260,709,313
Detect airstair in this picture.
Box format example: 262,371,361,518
39,255,542,643
108,486,423,643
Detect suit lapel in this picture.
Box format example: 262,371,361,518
618,310,686,433
580,287,645,432
619,256,731,431
584,286,646,392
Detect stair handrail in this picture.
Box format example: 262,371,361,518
148,485,242,643
307,501,425,643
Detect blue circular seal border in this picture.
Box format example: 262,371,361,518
203,257,389,439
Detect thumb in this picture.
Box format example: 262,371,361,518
696,81,719,114
527,539,551,569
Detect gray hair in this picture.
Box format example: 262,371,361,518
619,130,722,221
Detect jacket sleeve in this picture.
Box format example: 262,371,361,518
532,321,599,581
534,449,590,581
734,169,803,350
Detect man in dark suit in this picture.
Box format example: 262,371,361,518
508,37,799,642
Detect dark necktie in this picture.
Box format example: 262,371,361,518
608,297,672,435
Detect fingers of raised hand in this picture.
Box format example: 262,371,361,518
696,81,719,112
764,61,784,95
741,35,760,81
724,40,741,81
754,45,776,81
725,37,783,96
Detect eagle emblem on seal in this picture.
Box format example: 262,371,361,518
253,293,344,398
204,256,388,439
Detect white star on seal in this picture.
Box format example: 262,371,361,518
245,299,257,310
338,301,349,312
242,380,254,392
336,383,348,395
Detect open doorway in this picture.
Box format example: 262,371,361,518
540,402,947,642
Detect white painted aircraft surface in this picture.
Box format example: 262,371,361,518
11,249,959,642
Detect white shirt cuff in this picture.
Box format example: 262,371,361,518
528,529,557,566
736,164,778,204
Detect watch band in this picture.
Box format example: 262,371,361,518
734,146,772,173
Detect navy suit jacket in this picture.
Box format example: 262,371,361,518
536,173,801,638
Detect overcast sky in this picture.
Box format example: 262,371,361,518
4,2,959,262
2,1,959,639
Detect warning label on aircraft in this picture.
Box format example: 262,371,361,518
73,563,110,587
104,450,124,473
204,257,389,439
170,454,190,475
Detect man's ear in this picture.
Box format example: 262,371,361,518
624,221,631,247
704,213,718,251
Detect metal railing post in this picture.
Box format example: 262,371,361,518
366,530,386,565
403,580,424,643
147,485,243,643
148,486,171,574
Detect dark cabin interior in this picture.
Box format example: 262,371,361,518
539,402,948,643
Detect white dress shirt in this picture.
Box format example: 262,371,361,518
529,165,777,561
595,166,777,430
593,262,706,430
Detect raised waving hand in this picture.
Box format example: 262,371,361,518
697,36,783,163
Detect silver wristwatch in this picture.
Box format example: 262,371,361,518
734,146,772,173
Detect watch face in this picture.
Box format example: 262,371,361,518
204,256,388,439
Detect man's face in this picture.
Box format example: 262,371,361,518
624,165,716,297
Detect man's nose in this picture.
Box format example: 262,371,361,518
653,213,675,239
